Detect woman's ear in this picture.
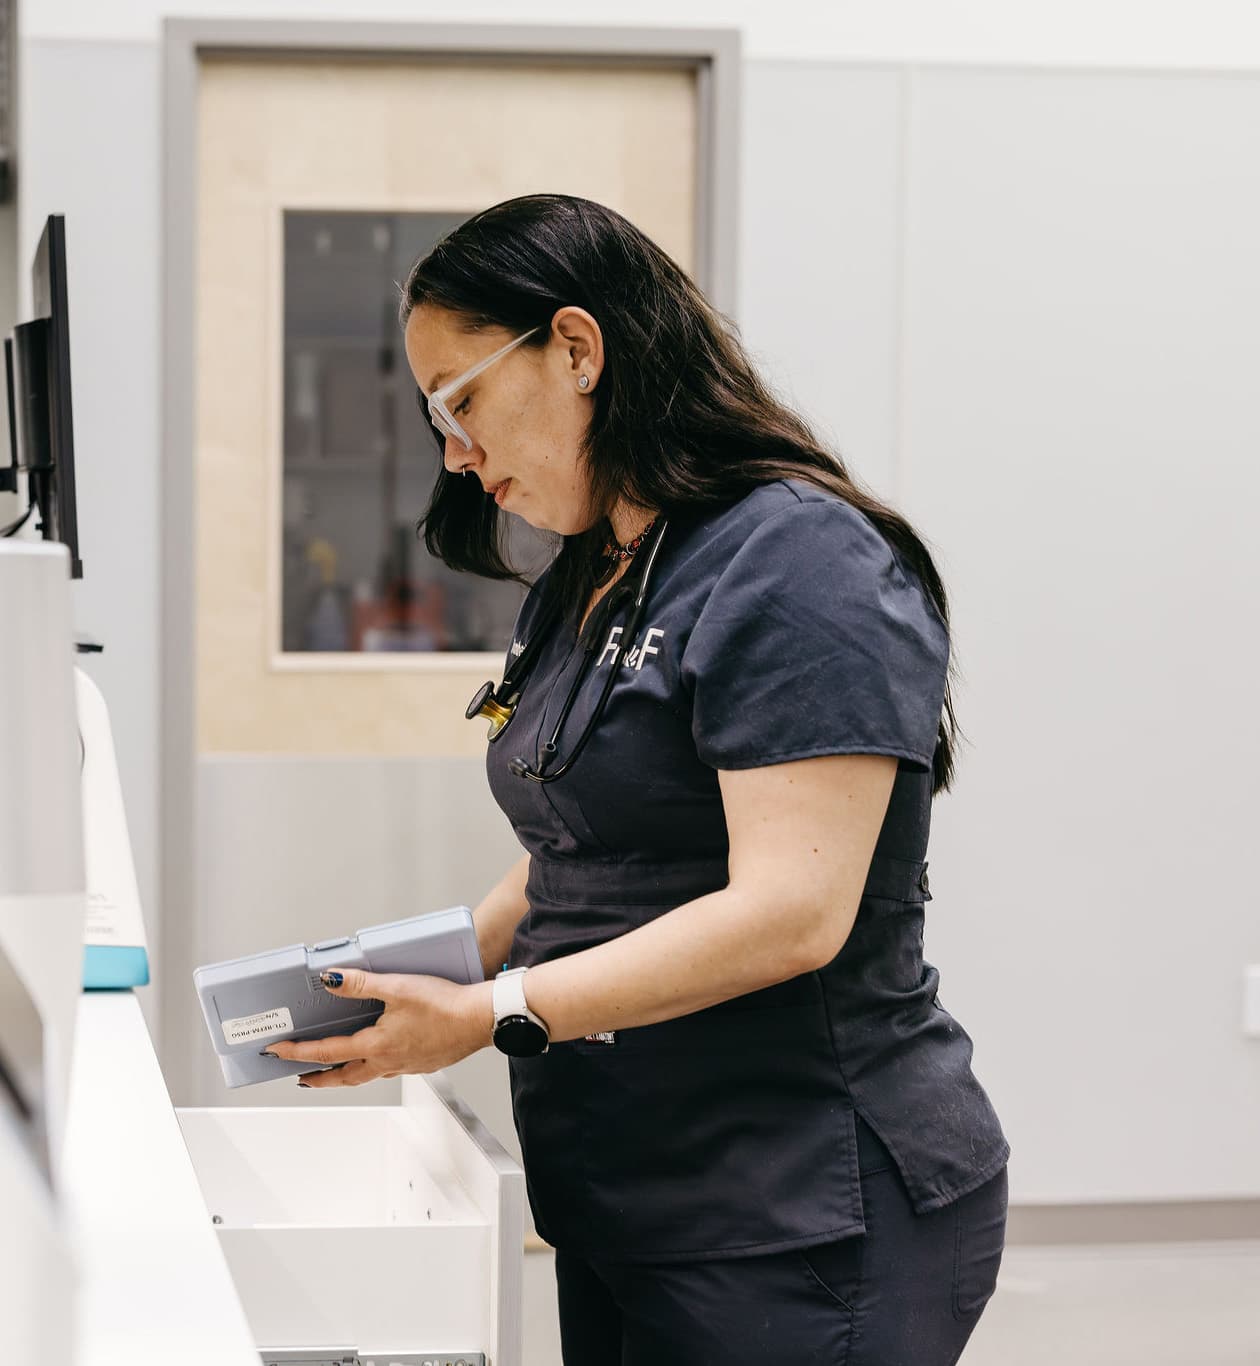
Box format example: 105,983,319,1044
551,306,604,394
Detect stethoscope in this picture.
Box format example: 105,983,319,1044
465,519,670,784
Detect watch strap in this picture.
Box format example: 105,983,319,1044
493,966,548,1031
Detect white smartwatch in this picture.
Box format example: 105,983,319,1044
491,966,550,1057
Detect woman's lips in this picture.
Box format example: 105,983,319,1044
490,478,512,507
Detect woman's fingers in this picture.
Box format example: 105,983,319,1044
318,967,404,1001
297,1059,378,1089
267,1026,375,1067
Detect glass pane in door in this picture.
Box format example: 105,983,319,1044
281,209,549,654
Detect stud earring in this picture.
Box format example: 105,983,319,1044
578,375,590,390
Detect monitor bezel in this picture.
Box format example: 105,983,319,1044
29,215,82,579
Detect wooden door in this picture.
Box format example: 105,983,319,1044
195,53,697,755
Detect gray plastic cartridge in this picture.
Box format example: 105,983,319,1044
193,906,482,1088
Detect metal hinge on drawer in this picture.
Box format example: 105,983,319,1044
260,1352,486,1366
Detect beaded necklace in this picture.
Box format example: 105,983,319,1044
603,518,657,564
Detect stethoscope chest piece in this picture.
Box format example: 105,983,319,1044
467,680,515,740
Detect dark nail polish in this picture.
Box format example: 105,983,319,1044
320,971,343,989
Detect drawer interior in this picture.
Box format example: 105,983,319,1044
177,1106,484,1229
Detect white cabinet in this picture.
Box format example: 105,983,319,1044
60,993,261,1366
60,992,522,1366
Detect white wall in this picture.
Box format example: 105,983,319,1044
24,0,1260,68
18,7,1260,1205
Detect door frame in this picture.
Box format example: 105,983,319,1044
158,20,739,1080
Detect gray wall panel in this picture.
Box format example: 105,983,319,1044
901,67,1260,1201
21,40,164,1034
740,62,904,499
187,755,522,1170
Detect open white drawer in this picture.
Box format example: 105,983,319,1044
177,1074,524,1366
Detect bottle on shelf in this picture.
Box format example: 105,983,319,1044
302,538,350,652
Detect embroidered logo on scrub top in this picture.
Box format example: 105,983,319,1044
597,625,665,671
510,639,526,658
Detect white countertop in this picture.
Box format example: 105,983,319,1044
59,990,259,1366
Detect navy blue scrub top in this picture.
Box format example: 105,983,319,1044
488,478,1009,1263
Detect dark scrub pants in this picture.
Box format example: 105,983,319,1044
554,1117,1008,1365
486,480,1010,1364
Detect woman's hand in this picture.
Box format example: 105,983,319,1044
265,969,495,1089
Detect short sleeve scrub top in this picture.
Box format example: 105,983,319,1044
487,478,1009,1264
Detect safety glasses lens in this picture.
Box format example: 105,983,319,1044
428,403,471,451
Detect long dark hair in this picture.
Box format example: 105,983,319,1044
400,194,962,792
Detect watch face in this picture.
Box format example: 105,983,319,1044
494,1014,548,1057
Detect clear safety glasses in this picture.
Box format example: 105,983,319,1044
426,327,540,452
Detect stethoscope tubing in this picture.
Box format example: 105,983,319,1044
507,519,670,784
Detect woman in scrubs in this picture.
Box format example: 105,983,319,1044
270,193,1009,1365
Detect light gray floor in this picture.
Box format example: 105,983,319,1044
962,1240,1260,1366
523,1248,565,1365
522,1239,1260,1365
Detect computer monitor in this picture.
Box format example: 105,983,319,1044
1,215,83,579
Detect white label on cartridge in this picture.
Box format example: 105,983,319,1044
222,1006,294,1045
